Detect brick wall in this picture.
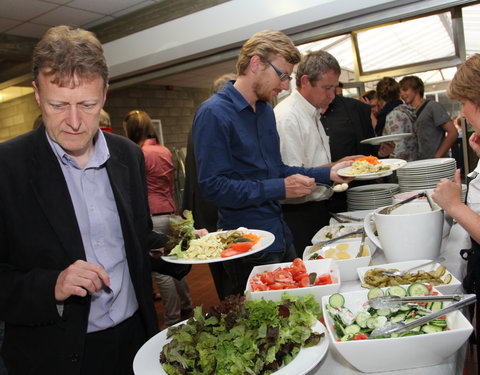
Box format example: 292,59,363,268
105,84,210,151
0,94,41,142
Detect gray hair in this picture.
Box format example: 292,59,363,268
295,50,340,88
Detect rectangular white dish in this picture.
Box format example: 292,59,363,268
357,259,462,294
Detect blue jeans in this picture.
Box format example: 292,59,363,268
0,321,6,375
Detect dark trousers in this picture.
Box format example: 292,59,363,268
282,200,331,258
81,311,146,375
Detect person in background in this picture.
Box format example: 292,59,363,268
99,108,113,133
360,90,379,130
376,77,418,161
182,73,236,300
0,25,191,375
192,30,352,297
274,50,362,255
335,81,344,96
399,75,458,159
123,110,193,326
431,53,480,369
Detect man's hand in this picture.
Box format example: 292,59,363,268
330,161,354,184
284,174,315,198
55,260,110,301
432,169,462,212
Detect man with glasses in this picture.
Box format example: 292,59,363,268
192,30,351,297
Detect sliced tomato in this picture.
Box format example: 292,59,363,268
273,270,294,284
229,241,253,252
260,272,275,285
220,248,244,258
293,272,309,282
298,275,310,288
314,273,332,285
268,283,285,290
353,333,368,340
293,258,307,273
250,282,267,292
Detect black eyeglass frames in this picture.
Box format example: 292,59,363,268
266,61,292,82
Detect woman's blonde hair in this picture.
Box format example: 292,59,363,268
123,110,159,146
236,30,301,76
448,54,480,108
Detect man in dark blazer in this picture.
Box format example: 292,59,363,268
0,25,187,375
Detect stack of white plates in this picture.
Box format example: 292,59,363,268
347,183,400,211
397,158,456,192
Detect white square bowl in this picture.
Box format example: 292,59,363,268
357,259,462,294
245,258,340,302
303,238,372,282
311,222,364,244
321,289,473,372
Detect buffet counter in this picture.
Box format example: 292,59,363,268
307,213,470,375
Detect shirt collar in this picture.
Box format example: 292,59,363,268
292,89,321,120
223,81,267,114
46,128,110,169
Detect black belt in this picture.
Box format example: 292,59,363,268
152,212,173,216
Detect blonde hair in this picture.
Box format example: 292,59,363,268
99,109,111,128
123,110,159,146
236,30,301,76
448,54,480,108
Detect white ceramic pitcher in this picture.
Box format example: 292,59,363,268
364,202,444,263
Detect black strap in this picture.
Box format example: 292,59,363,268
415,99,430,118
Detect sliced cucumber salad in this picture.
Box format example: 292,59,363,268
326,284,448,341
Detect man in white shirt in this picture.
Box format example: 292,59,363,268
274,51,361,255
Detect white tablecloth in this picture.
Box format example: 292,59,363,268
307,212,470,375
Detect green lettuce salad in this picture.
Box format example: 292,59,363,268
160,293,324,375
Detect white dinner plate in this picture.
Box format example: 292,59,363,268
133,320,329,375
360,133,412,145
161,229,274,264
338,159,406,180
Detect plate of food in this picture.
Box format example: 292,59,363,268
338,157,406,180
311,222,364,244
161,228,274,264
133,295,329,375
360,133,412,145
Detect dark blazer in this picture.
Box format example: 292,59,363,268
0,126,161,374
321,95,377,161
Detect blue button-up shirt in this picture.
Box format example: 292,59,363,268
47,130,138,332
193,82,332,252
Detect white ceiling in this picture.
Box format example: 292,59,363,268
0,0,162,38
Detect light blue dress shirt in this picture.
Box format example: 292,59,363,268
47,130,138,333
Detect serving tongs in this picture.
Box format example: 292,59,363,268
369,294,463,309
309,228,364,254
329,212,363,223
378,191,426,215
369,294,476,338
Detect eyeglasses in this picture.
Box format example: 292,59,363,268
266,61,292,82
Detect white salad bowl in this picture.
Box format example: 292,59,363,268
321,289,473,372
303,238,372,282
245,259,340,302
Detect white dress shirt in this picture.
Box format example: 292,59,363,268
275,89,332,203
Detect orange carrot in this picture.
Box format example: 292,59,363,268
355,155,380,165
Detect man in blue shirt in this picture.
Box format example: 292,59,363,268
193,30,351,296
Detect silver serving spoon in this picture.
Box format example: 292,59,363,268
377,191,426,215
309,228,364,254
369,294,476,338
382,256,446,277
